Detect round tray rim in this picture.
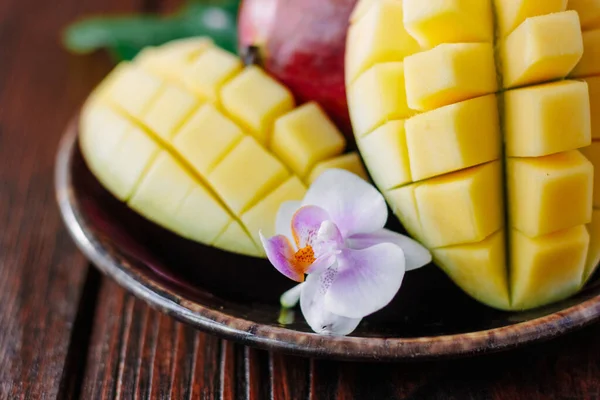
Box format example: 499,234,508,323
55,123,600,361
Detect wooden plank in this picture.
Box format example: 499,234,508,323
269,352,310,400
0,0,142,397
81,280,241,399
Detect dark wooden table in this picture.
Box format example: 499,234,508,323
2,0,600,398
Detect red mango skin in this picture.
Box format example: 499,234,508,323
238,0,357,138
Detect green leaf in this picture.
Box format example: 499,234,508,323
62,0,240,60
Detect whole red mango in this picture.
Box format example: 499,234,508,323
238,0,357,137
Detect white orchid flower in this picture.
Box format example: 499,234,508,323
259,169,431,336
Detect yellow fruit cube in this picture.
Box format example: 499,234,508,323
180,46,242,102
270,102,346,178
404,43,498,111
500,11,583,89
107,64,164,119
307,153,369,185
88,62,132,103
209,136,289,214
358,121,412,189
568,0,600,29
128,152,196,232
172,104,244,176
585,77,600,139
172,186,233,245
432,231,509,310
142,84,199,141
136,37,212,81
579,141,600,207
493,0,568,37
106,126,160,201
584,209,600,282
415,161,503,248
570,29,600,78
385,184,424,241
405,94,500,181
241,176,306,245
79,103,130,175
504,80,591,157
220,66,295,144
510,226,588,310
214,221,261,257
347,62,413,137
507,151,593,237
403,0,494,48
346,0,419,84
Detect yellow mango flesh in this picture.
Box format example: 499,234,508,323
348,3,595,310
569,0,600,30
402,0,494,48
80,38,362,258
500,11,583,89
503,80,591,157
404,43,498,111
271,103,346,178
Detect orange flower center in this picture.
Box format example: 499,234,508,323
292,245,316,281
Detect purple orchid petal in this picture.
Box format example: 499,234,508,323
325,244,405,319
312,220,344,259
302,169,387,238
259,232,304,282
276,200,301,239
300,269,362,336
347,229,432,271
306,252,337,275
291,205,330,249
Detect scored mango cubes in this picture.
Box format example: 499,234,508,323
571,29,600,78
220,66,295,144
271,102,346,178
415,161,503,248
180,46,242,102
172,104,244,177
568,0,600,30
81,39,364,259
510,227,589,309
405,94,500,181
504,80,591,157
432,231,509,310
347,0,598,311
348,62,413,137
500,11,583,89
507,151,593,238
403,0,494,47
208,136,289,214
346,0,419,83
358,120,412,190
493,0,568,37
404,43,498,111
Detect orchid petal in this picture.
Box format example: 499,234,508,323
291,205,330,249
280,283,304,308
259,232,304,282
302,169,387,237
347,229,432,271
300,270,362,336
276,200,301,239
306,252,337,275
325,244,405,319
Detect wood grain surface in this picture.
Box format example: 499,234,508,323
2,0,600,398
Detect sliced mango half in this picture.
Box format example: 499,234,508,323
348,0,597,310
80,38,367,258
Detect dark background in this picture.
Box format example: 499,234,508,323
2,0,600,398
